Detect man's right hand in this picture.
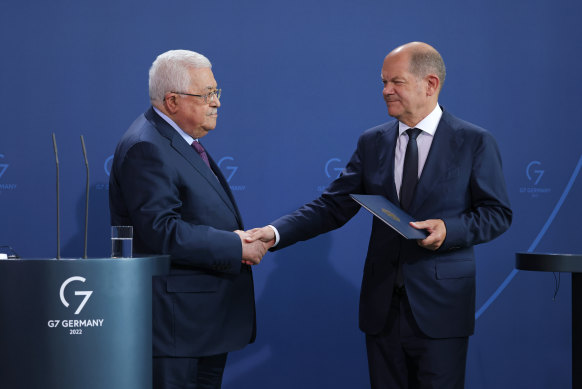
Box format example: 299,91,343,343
246,226,276,243
234,230,273,265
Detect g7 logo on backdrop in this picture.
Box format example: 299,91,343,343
325,158,344,179
0,154,9,179
526,161,544,185
60,276,93,315
218,157,238,182
104,155,113,177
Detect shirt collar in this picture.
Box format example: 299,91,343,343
398,104,443,136
153,106,197,144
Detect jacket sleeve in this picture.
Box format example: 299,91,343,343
440,131,512,250
112,141,242,274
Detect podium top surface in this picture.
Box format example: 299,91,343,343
0,255,169,262
0,256,171,272
515,252,582,273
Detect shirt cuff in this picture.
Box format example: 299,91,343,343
267,225,280,247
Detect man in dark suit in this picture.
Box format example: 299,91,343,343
109,50,271,389
247,42,512,388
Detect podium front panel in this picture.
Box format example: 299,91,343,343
0,256,169,389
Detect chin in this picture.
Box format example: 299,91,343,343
387,108,401,119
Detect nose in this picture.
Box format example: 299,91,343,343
210,94,221,107
383,83,393,97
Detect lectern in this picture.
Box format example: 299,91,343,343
516,252,582,389
0,256,169,389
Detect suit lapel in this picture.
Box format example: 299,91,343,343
145,107,242,226
411,110,463,213
379,123,400,204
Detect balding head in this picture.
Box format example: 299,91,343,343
381,42,445,126
389,42,446,92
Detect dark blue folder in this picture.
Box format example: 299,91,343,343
350,194,428,239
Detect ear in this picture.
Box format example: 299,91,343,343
163,92,180,114
425,74,440,97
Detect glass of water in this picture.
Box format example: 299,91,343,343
111,226,133,258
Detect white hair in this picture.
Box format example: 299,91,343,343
148,50,212,102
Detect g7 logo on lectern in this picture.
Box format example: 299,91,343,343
60,276,93,315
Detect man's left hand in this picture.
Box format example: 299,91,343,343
410,219,446,251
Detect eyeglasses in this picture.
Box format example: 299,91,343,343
171,89,221,104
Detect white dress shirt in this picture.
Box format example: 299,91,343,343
394,104,442,200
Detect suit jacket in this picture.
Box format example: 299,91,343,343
271,108,512,338
109,107,255,357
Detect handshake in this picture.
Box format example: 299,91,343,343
234,227,276,265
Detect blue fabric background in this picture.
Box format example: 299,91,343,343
0,1,580,387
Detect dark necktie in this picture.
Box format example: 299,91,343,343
396,128,421,288
191,141,212,170
400,128,422,211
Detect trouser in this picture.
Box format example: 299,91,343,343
365,288,468,388
153,353,228,389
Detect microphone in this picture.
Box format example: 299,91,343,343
52,133,61,260
80,135,89,259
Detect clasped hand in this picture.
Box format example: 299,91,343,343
234,227,275,265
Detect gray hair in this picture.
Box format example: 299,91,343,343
148,50,212,102
409,47,446,91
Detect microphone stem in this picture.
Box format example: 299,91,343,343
81,135,89,259
52,133,60,260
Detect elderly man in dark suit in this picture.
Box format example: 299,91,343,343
247,42,512,388
109,50,271,389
